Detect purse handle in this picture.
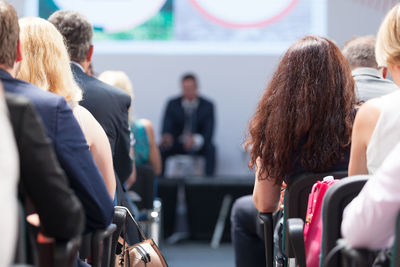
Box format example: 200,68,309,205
115,206,147,243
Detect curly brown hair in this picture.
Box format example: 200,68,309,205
246,36,355,184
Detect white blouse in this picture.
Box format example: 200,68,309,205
342,142,400,249
366,90,400,173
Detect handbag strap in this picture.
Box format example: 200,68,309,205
115,206,147,241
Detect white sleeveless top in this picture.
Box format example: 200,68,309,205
366,90,400,173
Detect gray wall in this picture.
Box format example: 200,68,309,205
14,0,393,176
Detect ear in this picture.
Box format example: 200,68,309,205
382,67,388,79
86,45,93,63
16,40,22,62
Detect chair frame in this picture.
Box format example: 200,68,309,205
259,171,348,267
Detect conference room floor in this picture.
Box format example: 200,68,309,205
163,241,234,266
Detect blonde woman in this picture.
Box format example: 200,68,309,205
348,3,400,176
17,17,116,198
98,71,162,181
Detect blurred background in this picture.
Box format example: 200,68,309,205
7,1,396,266
8,0,391,177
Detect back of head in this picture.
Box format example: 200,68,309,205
17,17,82,102
376,3,400,67
98,70,133,99
0,1,19,69
246,35,355,183
342,36,378,70
48,10,93,63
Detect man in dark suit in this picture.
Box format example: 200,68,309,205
161,73,216,175
49,10,140,244
6,92,84,240
0,1,113,232
48,11,133,185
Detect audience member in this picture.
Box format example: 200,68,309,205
6,92,84,239
49,11,140,244
342,141,400,249
17,17,116,199
231,36,356,267
348,3,400,176
160,73,215,176
342,35,398,103
0,1,113,232
48,11,133,185
98,70,162,181
0,83,19,267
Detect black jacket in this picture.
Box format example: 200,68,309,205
162,96,215,147
6,93,84,240
71,64,133,184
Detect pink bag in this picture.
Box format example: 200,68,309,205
304,177,338,267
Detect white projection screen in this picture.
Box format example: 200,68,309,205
25,0,327,54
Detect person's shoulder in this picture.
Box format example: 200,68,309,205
354,98,382,131
199,96,214,107
5,79,65,109
138,118,154,131
168,96,182,104
86,75,131,104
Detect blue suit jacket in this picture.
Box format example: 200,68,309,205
0,69,113,232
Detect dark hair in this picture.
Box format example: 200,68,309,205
48,10,93,62
181,73,197,83
0,1,19,68
246,36,355,184
342,35,378,69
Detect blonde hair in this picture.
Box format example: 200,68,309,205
17,17,82,103
98,70,134,99
376,3,400,67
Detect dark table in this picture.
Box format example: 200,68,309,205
158,176,254,243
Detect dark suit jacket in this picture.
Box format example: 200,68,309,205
71,63,133,184
162,96,215,148
6,93,84,240
0,69,113,232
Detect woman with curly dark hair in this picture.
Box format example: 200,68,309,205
231,35,356,267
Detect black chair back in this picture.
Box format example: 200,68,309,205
79,224,117,267
321,175,368,267
393,213,400,267
110,207,128,267
284,171,347,257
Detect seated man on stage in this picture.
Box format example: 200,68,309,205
160,73,215,176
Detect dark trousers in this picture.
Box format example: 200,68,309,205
231,195,266,267
160,143,216,176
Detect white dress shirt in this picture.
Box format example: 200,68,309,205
0,88,19,266
342,141,400,249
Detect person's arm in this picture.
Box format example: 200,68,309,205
54,98,113,232
252,159,282,213
161,101,174,148
200,102,215,147
14,99,84,239
113,94,133,184
142,119,162,176
348,100,381,176
75,106,116,199
124,146,136,190
342,143,400,249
